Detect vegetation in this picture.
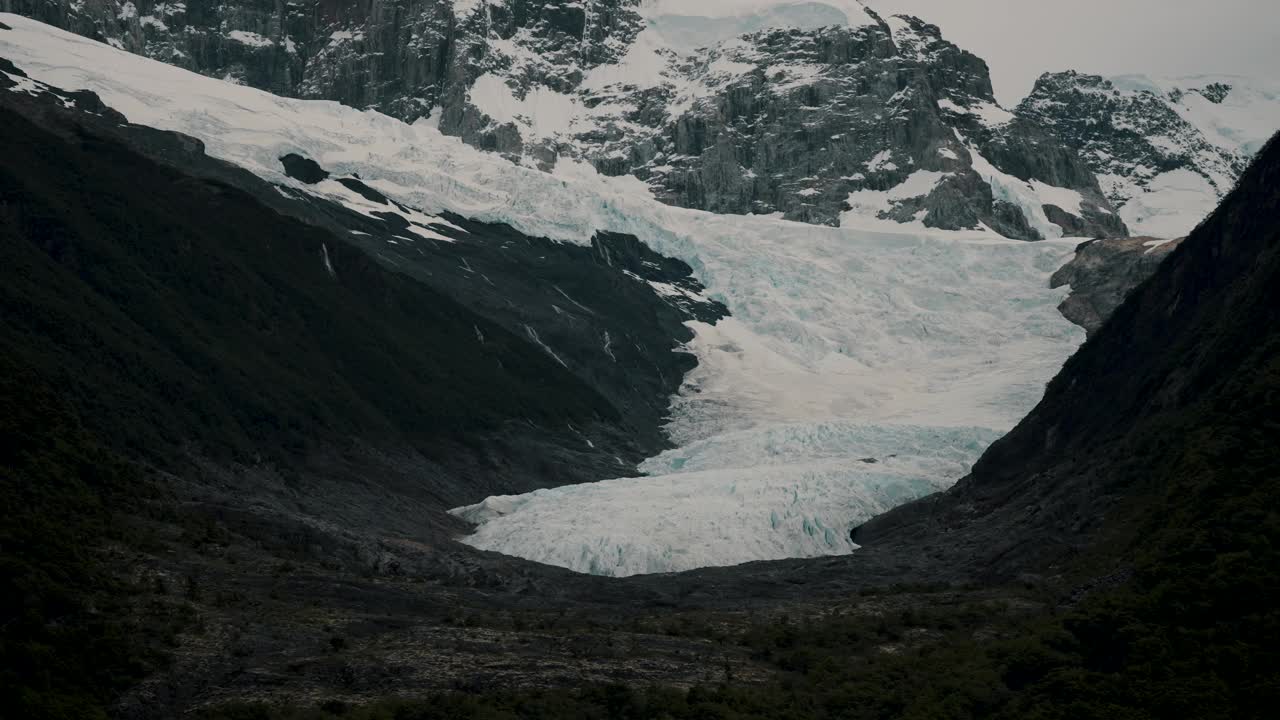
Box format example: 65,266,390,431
0,353,157,719
0,98,615,719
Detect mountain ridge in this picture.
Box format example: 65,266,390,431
8,2,1276,239
0,1,1130,239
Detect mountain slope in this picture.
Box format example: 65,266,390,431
583,14,1124,237
0,56,746,714
13,2,1276,241
1019,71,1280,237
0,47,733,555
854,129,1280,582
0,75,587,468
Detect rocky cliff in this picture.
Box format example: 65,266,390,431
1050,235,1183,335
5,0,1132,239
584,14,1123,237
1,0,644,120
1019,71,1280,237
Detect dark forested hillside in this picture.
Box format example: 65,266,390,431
0,104,611,465
0,83,618,717
0,68,724,717
855,130,1280,581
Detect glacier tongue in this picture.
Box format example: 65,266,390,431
453,424,1000,577
1,14,1085,577
452,229,1080,576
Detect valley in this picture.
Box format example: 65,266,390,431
1,3,1278,718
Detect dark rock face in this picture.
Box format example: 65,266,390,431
0,0,644,128
0,60,725,526
279,152,329,184
853,130,1280,578
1017,71,1251,214
573,13,1125,237
4,1,1128,239
1050,236,1183,335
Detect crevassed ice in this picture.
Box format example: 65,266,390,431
453,424,1002,577
453,232,1080,576
0,15,1085,577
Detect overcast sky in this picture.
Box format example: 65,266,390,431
864,0,1280,104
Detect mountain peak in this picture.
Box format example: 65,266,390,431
7,2,1273,241
1020,70,1280,237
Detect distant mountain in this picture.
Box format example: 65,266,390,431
576,14,1125,239
1019,72,1280,237
5,0,1136,240
10,2,1276,240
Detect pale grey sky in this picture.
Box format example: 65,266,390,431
865,0,1280,103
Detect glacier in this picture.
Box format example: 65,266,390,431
2,14,1085,576
453,423,1004,576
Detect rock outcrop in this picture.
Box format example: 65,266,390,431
1050,236,1183,335
854,130,1280,578
597,15,1123,236
1019,71,1280,237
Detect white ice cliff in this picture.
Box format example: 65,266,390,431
3,14,1085,576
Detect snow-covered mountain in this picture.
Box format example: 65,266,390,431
574,12,1125,239
2,12,1088,575
6,0,1132,239
9,1,1276,240
1019,72,1280,238
5,4,1273,576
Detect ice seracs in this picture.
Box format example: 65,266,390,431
453,423,1002,577
450,228,1082,576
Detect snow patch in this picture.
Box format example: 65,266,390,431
468,73,578,139
1119,169,1219,239
840,169,946,225
967,143,1087,239
227,30,273,49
